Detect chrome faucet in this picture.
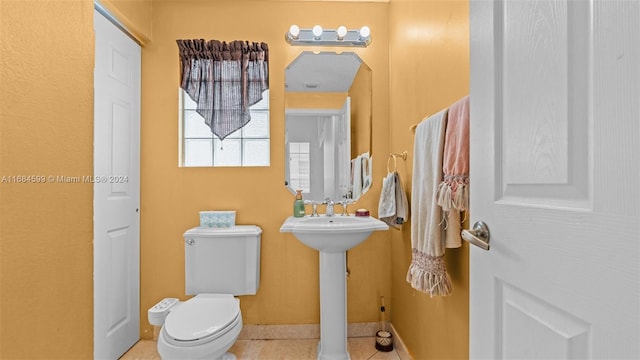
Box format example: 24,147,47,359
324,198,335,217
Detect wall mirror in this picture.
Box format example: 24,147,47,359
285,51,372,203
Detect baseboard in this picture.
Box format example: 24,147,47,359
388,322,413,360
238,321,388,340
238,323,319,340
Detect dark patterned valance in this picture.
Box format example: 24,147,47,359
176,39,269,140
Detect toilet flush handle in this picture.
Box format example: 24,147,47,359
185,238,195,246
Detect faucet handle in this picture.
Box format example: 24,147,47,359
305,200,319,217
337,199,353,216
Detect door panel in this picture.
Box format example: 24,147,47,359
500,0,590,208
498,280,591,359
470,0,639,359
110,101,132,194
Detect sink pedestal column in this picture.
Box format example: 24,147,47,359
318,251,350,360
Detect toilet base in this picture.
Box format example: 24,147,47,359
220,352,236,360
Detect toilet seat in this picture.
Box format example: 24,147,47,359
163,294,240,347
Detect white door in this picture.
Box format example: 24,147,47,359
93,9,141,359
469,1,639,359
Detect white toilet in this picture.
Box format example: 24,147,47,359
149,225,261,360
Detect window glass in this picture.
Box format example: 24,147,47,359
181,89,270,167
184,139,213,166
243,139,270,166
213,139,242,166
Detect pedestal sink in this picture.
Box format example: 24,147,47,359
280,215,389,360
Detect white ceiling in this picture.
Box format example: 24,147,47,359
285,52,364,93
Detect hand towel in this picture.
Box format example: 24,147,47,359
406,109,453,296
393,172,409,226
378,172,396,219
378,171,409,229
437,96,470,213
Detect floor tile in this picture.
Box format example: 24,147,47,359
120,340,161,360
121,337,401,360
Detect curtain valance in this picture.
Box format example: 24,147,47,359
177,39,269,140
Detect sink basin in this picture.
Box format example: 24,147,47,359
280,215,389,253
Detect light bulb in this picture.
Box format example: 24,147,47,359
312,25,323,39
336,26,347,40
359,25,371,40
289,24,300,39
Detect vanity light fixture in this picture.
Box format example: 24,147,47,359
285,24,372,47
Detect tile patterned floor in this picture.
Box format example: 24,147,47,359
121,338,401,360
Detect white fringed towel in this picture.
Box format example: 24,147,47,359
406,109,453,296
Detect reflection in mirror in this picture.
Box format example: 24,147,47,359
285,51,372,203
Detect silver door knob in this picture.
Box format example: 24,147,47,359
461,221,490,251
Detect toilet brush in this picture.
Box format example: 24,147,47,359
375,296,393,352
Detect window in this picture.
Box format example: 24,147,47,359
180,89,270,167
288,142,310,193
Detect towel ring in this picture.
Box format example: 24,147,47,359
387,151,408,173
387,155,397,173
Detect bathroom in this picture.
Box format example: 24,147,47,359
2,0,638,359
1,1,467,358
142,1,467,358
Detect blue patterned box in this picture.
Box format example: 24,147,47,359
199,211,236,228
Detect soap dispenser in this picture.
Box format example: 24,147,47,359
293,190,305,217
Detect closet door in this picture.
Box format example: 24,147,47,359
469,1,639,358
93,8,141,359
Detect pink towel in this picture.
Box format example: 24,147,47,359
437,96,470,213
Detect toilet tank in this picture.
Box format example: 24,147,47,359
184,225,261,296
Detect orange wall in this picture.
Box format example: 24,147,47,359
0,1,95,358
140,0,391,339
388,0,470,359
0,0,151,357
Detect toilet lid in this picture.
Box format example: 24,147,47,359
164,295,240,341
